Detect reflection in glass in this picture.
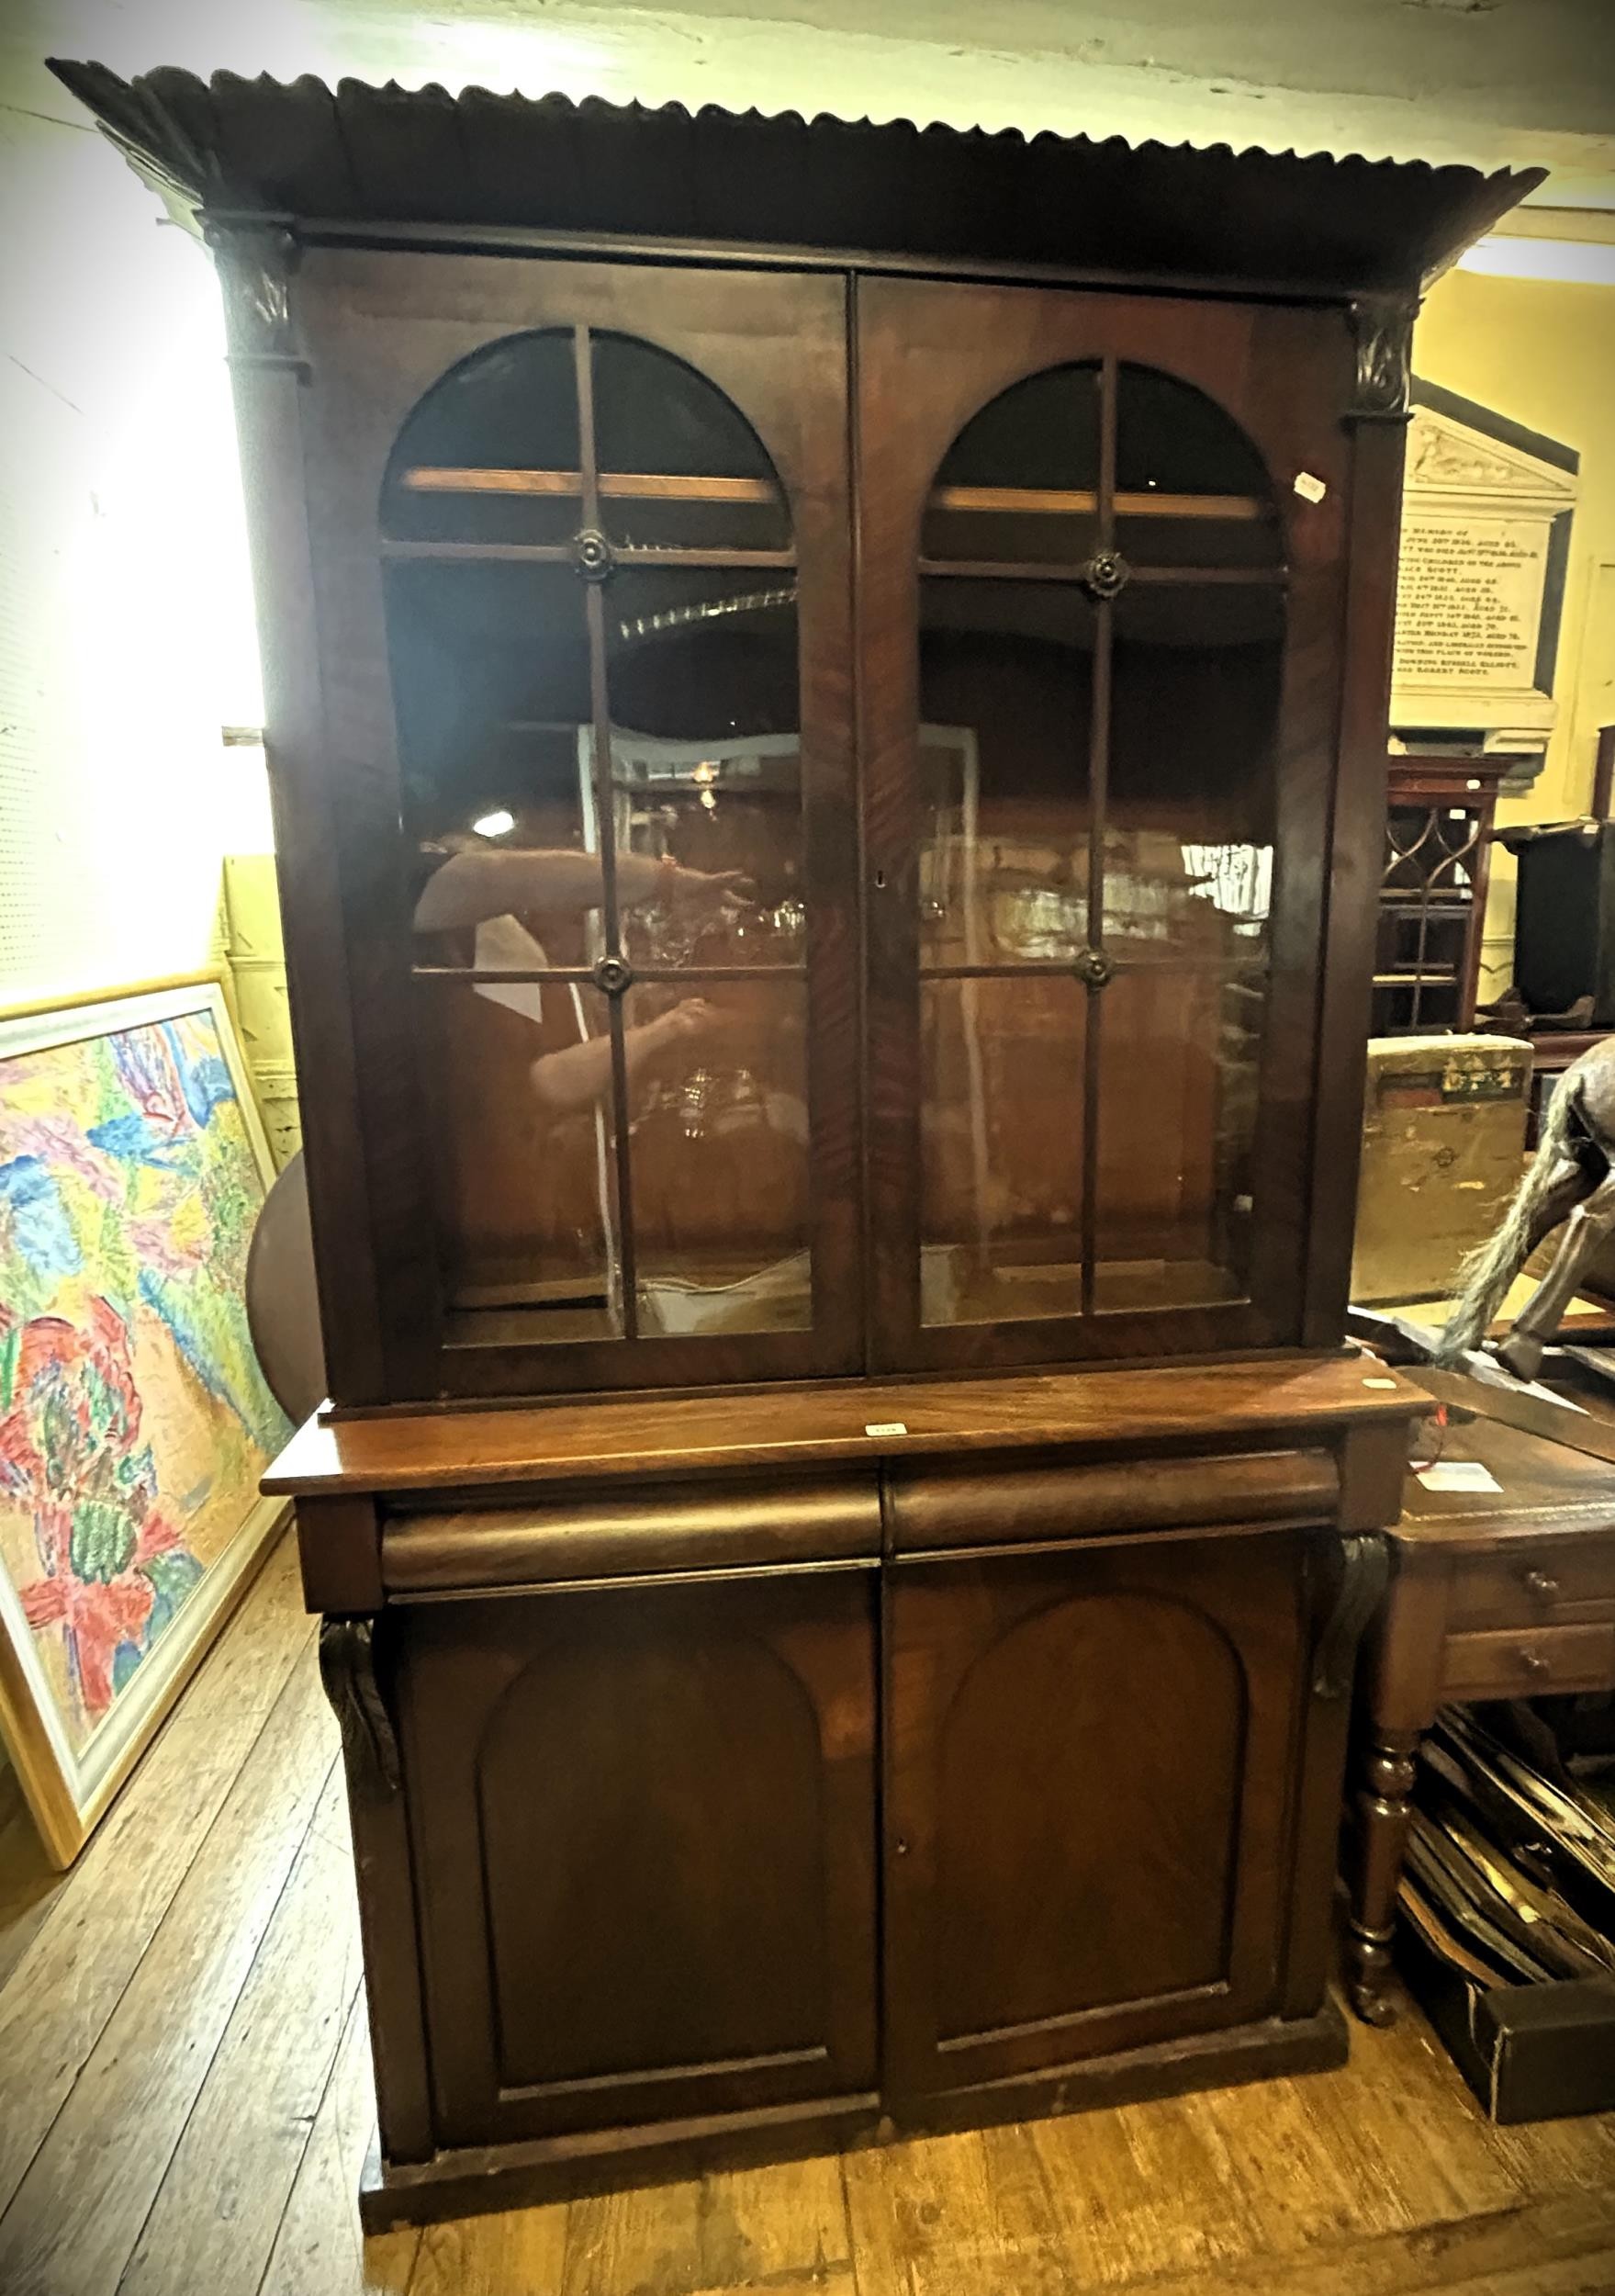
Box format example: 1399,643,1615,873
387,559,592,872
1114,363,1280,570
592,332,790,556
420,980,623,1342
1107,584,1281,963
921,976,1087,1324
1092,966,1264,1312
625,981,812,1334
918,581,1095,968
382,330,583,547
606,571,804,969
923,365,1100,565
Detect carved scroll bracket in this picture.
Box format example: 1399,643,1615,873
1313,1531,1391,1698
201,215,307,377
1348,294,1418,425
319,1617,402,1795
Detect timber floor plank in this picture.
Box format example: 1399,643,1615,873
117,1761,359,2296
0,1535,311,2217
261,1989,421,2296
3,1544,1615,2296
0,1647,339,2296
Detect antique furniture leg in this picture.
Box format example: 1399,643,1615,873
1497,1170,1615,1379
1345,1542,1449,2026
1346,1729,1420,2026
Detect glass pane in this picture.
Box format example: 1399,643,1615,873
919,580,1095,968
418,979,623,1343
923,366,1100,565
605,569,804,968
388,561,609,967
624,980,812,1334
921,975,1086,1325
1115,364,1280,569
382,330,582,546
1106,584,1281,963
591,333,790,555
1092,966,1264,1311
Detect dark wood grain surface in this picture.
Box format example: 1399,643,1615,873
266,1353,1422,1494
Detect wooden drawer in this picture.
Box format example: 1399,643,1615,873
1447,1538,1615,1630
1440,1624,1615,1703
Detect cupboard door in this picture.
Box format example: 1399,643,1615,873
883,1529,1309,2102
857,276,1354,1373
398,1567,878,2146
289,253,858,1401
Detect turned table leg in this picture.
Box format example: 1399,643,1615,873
1346,1729,1419,2027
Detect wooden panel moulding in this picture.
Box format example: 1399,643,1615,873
884,1448,1340,1553
382,1474,881,1593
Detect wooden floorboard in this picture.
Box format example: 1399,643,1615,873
2,1529,1614,2296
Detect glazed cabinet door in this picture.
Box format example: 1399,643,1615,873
856,276,1356,1373
883,1528,1311,2104
276,252,858,1402
397,1566,878,2147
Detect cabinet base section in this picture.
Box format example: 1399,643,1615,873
360,2089,882,2233
358,2003,1347,2231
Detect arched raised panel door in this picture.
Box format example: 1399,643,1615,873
856,274,1352,1376
286,254,858,1403
395,1569,878,2147
882,1531,1309,2102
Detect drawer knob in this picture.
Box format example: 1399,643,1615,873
1522,1570,1562,1601
1518,1648,1551,1676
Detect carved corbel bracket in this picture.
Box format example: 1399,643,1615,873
319,1617,401,1795
1348,293,1419,425
1313,1531,1392,1698
201,216,307,377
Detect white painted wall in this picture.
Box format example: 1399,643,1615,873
0,28,266,1012
25,0,1615,198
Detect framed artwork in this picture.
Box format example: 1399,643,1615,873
0,980,291,1863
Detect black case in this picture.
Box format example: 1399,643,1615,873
1501,819,1615,1025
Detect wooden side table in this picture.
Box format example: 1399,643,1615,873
1345,1405,1615,2025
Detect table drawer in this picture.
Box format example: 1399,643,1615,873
1440,1623,1615,1703
1447,1539,1615,1629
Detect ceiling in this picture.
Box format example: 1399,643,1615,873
13,0,1615,207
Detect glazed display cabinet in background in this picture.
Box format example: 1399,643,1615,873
56,58,1533,2224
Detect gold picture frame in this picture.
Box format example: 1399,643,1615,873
0,977,290,1864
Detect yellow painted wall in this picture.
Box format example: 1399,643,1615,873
1413,268,1615,993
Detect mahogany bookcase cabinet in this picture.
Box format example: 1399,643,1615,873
56,62,1534,2224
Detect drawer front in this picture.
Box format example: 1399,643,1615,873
1447,1537,1615,1630
1440,1623,1615,1703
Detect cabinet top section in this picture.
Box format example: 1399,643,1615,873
49,62,1541,299
264,1354,1425,1498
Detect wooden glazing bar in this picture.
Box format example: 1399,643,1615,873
1080,355,1119,1316
412,963,809,985
919,956,1272,982
400,466,779,503
381,539,795,571
917,557,1286,584
574,323,639,1340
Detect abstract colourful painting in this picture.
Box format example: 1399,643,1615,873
0,983,289,1863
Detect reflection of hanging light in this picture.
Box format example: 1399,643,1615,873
700,787,718,813
472,808,515,838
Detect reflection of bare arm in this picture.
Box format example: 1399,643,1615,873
414,848,609,932
529,1000,716,1114
414,848,748,933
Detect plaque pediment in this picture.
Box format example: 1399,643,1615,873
1391,386,1579,741
1406,405,1579,510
